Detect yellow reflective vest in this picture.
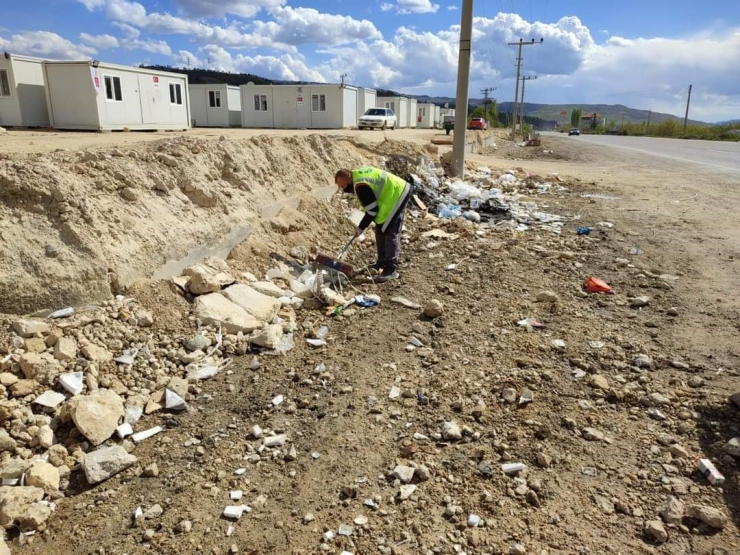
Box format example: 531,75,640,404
351,167,410,231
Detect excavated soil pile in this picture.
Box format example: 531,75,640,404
0,135,429,315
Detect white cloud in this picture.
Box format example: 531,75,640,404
447,4,458,10
80,32,172,55
175,0,285,18
381,0,440,14
178,44,328,82
0,31,96,59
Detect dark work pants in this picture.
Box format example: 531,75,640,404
374,192,410,274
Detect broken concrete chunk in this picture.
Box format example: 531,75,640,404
249,324,284,350
19,353,61,385
0,486,49,530
81,342,113,364
686,504,727,529
12,319,50,338
165,389,187,411
82,445,138,484
71,389,125,446
263,434,287,448
222,284,281,323
392,465,415,484
249,281,284,298
194,293,263,334
54,337,78,361
25,462,60,493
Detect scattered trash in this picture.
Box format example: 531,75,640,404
581,467,598,477
33,391,66,409
517,318,546,329
697,458,725,485
389,386,401,400
647,407,666,420
307,339,327,347
223,505,250,520
132,426,163,443
316,326,329,339
230,490,243,501
576,227,592,235
518,389,533,406
408,336,424,347
165,389,187,411
271,395,284,407
114,348,140,366
354,295,379,308
468,514,481,527
502,462,526,474
597,222,614,228
552,339,566,350
584,276,614,294
392,296,421,309
116,423,133,439
338,524,355,536
630,248,643,256
589,341,605,350
311,452,320,460
580,193,621,200
48,307,74,319
59,372,84,395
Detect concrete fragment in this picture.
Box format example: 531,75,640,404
250,281,284,298
12,319,49,338
249,324,284,349
423,299,444,318
222,284,281,322
81,342,113,364
0,486,50,530
10,379,40,397
441,421,462,441
0,430,16,453
644,520,668,544
71,389,125,445
659,496,684,524
194,293,262,334
19,353,60,385
54,337,78,361
397,484,417,501
687,504,727,529
263,434,287,448
165,389,187,411
25,462,60,492
82,445,137,484
392,465,415,483
722,437,740,458
589,375,609,390
582,428,605,441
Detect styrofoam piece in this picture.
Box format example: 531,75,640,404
33,391,66,409
271,395,284,407
501,462,526,474
263,434,287,448
165,389,187,411
48,307,74,319
230,490,243,501
226,525,235,537
59,372,84,396
114,348,139,366
125,405,143,425
116,423,133,439
223,505,244,520
131,426,163,443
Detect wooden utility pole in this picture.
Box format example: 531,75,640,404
451,0,474,178
683,84,693,136
507,38,543,139
518,76,536,136
646,109,651,133
480,86,496,124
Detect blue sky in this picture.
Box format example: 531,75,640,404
2,0,739,121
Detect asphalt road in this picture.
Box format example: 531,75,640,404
542,132,740,174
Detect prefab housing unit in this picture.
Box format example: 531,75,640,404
433,105,442,128
189,84,241,127
377,96,409,128
0,54,50,128
240,84,357,129
416,103,436,129
43,61,191,131
357,87,377,122
407,98,417,128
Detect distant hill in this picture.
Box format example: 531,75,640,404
140,66,708,125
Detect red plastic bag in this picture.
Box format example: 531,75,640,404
584,276,614,294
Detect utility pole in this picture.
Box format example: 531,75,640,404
518,76,536,136
452,0,474,178
646,109,651,133
507,38,543,140
340,73,348,86
480,86,496,124
683,84,692,137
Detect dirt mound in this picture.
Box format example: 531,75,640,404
0,134,429,315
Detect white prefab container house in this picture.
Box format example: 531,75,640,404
189,84,241,127
240,84,357,129
407,98,417,128
416,103,436,129
357,87,377,122
377,96,409,128
0,54,50,128
433,105,442,128
43,61,190,131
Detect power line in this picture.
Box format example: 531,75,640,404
481,86,497,122
507,37,544,139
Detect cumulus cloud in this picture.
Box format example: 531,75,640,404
380,0,440,14
175,0,285,19
80,32,172,55
0,31,96,59
177,44,328,82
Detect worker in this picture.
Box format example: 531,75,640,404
334,167,413,282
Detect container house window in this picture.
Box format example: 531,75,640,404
169,83,183,105
254,94,268,111
311,94,326,112
0,70,10,97
209,90,221,108
104,75,123,101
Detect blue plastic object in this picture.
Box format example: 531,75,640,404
577,227,592,235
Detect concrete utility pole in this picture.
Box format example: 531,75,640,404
480,86,496,123
507,38,543,140
452,0,474,178
683,84,693,136
518,76,537,135
646,109,651,133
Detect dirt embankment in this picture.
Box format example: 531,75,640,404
0,134,433,315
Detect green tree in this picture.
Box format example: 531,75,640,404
489,100,499,127
570,108,582,128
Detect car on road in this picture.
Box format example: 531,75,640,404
468,118,488,130
569,128,581,136
358,108,396,130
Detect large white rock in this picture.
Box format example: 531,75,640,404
249,324,284,349
19,353,60,385
250,281,285,298
222,284,281,323
82,445,138,484
0,486,50,530
183,259,235,295
71,389,125,446
194,293,262,334
54,337,78,361
11,319,49,338
25,462,60,492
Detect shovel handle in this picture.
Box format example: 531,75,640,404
336,236,356,260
